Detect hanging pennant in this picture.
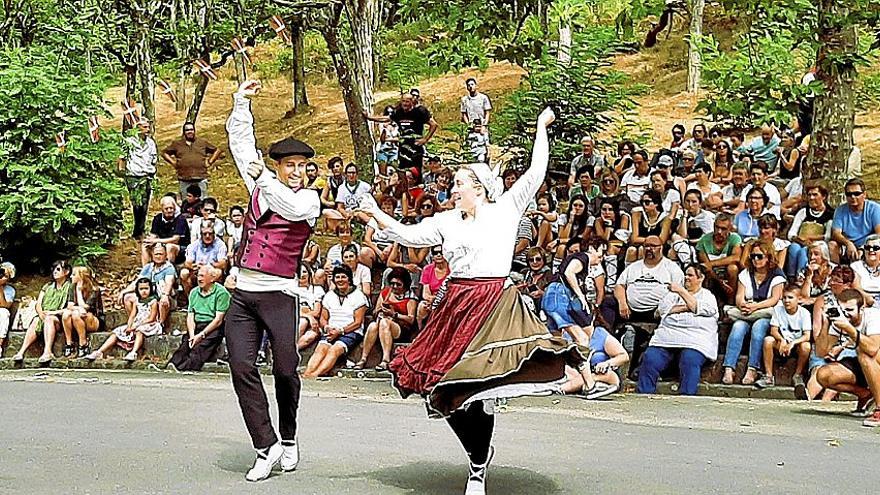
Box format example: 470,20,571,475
158,79,177,103
120,98,141,127
87,116,100,143
193,59,218,81
231,37,251,66
269,15,292,45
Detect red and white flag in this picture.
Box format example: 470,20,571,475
158,79,177,103
87,116,100,143
120,98,140,127
55,130,67,151
231,37,251,65
269,15,291,44
193,59,218,81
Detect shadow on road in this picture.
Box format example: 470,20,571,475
339,461,562,495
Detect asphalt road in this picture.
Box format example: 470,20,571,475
0,370,877,495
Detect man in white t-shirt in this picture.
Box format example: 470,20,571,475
460,78,492,127
620,150,652,207
815,288,880,426
615,235,685,376
335,163,372,215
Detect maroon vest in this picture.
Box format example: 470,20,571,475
236,187,313,278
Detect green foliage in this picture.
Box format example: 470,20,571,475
695,32,817,128
495,27,647,175
0,47,125,267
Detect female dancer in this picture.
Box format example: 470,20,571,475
359,108,584,495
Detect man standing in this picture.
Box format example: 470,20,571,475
568,136,606,185
119,117,157,239
225,79,321,481
831,178,880,263
460,77,492,128
365,94,438,173
162,122,222,198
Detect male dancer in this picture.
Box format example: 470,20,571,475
225,79,321,481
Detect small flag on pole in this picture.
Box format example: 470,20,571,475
87,116,100,143
56,130,67,151
158,79,177,103
269,15,291,44
231,37,251,66
193,59,218,81
121,98,141,127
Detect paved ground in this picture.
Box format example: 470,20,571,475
0,369,877,495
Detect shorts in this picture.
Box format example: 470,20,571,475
376,148,398,164
837,356,868,388
542,282,592,332
319,331,364,353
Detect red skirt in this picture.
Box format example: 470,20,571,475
389,278,505,397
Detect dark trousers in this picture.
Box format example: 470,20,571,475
125,175,153,239
169,321,224,371
446,401,494,464
618,309,656,379
637,346,706,395
227,289,301,450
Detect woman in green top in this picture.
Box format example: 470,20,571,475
12,260,74,365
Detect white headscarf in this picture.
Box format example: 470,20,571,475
468,162,503,202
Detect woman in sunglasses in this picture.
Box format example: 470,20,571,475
722,241,785,385
852,234,880,305
357,108,583,494
796,241,836,309
355,267,417,371
626,189,671,264
11,260,74,365
740,214,789,276
416,246,450,328
590,169,624,215
518,247,552,313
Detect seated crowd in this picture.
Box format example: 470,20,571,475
0,84,878,429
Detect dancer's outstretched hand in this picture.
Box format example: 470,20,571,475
237,79,262,98
537,107,555,128
355,194,380,217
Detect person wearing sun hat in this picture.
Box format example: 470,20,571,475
224,79,321,482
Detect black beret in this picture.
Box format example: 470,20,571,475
268,137,315,160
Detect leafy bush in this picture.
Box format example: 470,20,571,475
0,47,125,267
495,27,647,176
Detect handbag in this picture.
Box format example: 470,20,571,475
724,305,774,322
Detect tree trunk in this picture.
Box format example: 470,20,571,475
290,18,309,114
686,0,704,94
131,2,155,124
187,68,210,123
123,66,138,131
803,0,857,203
558,23,571,64
344,0,380,116
176,67,189,112
323,12,374,171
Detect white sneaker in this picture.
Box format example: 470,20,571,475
245,443,283,482
123,351,137,362
464,446,494,495
280,441,299,472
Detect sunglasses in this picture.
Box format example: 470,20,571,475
602,179,615,184
865,245,880,253
683,157,695,161
203,208,216,213
431,251,443,256
750,253,765,260
420,204,433,209
846,191,864,198
202,231,215,236
601,207,614,212
529,256,544,262
641,199,654,205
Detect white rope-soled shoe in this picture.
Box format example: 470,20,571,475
280,440,299,472
245,443,283,482
464,446,495,495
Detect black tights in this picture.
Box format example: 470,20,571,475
446,401,494,464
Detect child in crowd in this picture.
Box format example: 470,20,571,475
466,118,489,163
87,278,163,362
756,283,812,394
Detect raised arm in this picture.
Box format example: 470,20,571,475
357,195,443,248
226,81,262,193
503,108,555,214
